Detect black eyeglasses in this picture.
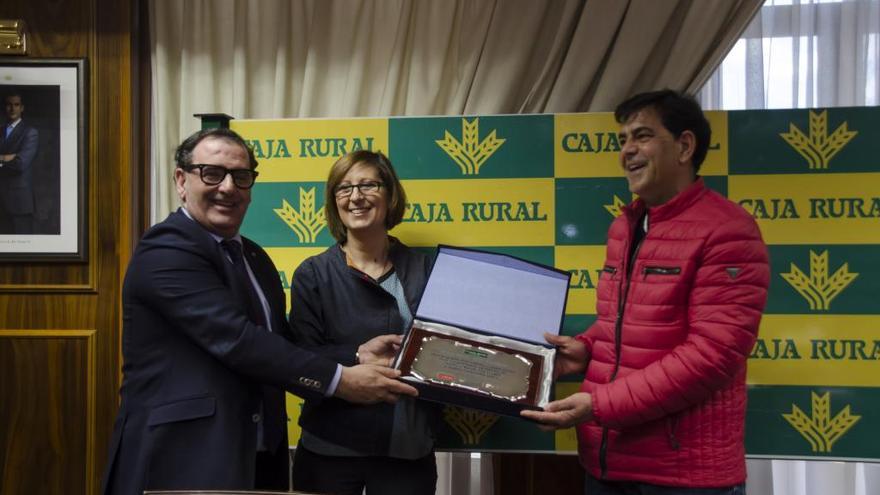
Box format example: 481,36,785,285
334,181,384,198
181,164,259,189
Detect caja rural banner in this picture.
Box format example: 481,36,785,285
227,107,880,460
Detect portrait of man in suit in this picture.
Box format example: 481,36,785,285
101,127,418,495
0,91,38,234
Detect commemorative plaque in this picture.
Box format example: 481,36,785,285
395,245,571,416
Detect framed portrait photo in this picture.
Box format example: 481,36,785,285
0,58,87,262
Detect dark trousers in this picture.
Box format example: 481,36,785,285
254,445,290,491
291,444,437,495
586,474,745,495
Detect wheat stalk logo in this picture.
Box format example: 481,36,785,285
603,195,627,217
435,118,505,175
443,406,499,445
273,187,326,244
779,110,857,170
782,391,860,453
780,250,858,311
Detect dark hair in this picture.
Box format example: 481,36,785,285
174,127,258,170
325,150,407,242
614,89,711,173
4,90,24,103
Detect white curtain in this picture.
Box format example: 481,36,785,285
701,1,880,494
150,0,761,222
700,0,880,109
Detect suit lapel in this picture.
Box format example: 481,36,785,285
168,209,251,305
167,210,281,329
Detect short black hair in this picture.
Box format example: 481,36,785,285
614,89,711,173
174,127,258,170
4,90,24,102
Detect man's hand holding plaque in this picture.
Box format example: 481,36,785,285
520,392,593,429
543,332,589,379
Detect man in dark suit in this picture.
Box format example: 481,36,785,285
101,128,417,495
0,91,38,234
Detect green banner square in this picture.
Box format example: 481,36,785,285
555,177,630,245
241,182,335,247
729,107,880,175
747,385,880,459
766,245,878,315
389,115,554,179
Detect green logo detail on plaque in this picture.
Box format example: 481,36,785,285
782,391,860,453
603,194,627,217
273,187,327,244
435,118,506,175
780,250,858,311
443,406,499,445
780,110,857,170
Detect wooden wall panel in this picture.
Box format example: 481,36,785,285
0,331,95,495
493,453,584,495
0,0,138,494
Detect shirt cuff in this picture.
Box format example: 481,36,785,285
325,364,343,397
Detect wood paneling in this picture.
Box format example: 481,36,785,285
0,331,96,495
0,0,139,493
493,453,584,495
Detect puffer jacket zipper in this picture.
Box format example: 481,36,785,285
599,215,646,479
667,416,681,450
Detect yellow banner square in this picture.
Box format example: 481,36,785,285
265,247,328,301
232,118,389,182
554,111,727,178
748,315,880,387
554,246,606,315
701,111,728,176
729,172,880,244
553,382,581,452
286,393,305,447
392,178,555,247
555,113,621,178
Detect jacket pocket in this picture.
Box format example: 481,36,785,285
642,265,681,279
147,395,216,427
600,265,618,279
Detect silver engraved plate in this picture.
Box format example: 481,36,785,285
410,335,532,401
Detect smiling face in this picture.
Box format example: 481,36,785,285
335,162,389,239
174,136,252,238
617,106,696,207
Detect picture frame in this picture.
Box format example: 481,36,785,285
0,58,87,262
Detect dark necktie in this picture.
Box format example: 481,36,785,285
221,239,267,327
220,239,284,450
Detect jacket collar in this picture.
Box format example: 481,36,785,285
334,235,407,260
334,236,409,281
623,177,707,224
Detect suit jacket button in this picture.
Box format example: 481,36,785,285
252,413,261,423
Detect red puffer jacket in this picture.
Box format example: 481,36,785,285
575,179,769,487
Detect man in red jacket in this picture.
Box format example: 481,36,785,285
523,90,769,494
